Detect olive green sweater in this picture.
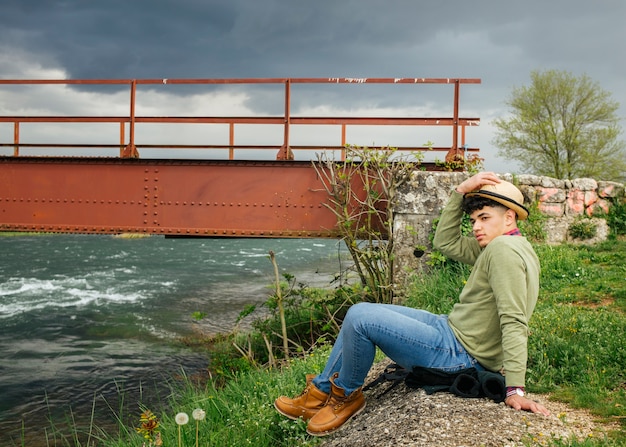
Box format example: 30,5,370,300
432,191,540,387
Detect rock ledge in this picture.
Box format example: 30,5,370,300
320,360,617,447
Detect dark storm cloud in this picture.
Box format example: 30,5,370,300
3,1,625,91
0,1,556,77
1,0,625,171
0,0,236,78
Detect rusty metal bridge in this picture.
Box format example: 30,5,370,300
0,77,480,237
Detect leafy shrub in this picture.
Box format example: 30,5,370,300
313,146,421,304
240,276,361,365
426,215,473,268
518,201,547,243
607,197,626,236
568,218,597,240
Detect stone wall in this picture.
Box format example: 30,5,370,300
515,174,624,244
392,171,624,289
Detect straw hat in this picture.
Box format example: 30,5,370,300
464,181,529,220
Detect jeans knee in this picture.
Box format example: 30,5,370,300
343,302,375,328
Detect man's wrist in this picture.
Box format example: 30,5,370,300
505,386,525,399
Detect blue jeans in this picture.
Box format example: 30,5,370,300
312,302,483,395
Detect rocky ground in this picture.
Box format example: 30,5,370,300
319,360,619,447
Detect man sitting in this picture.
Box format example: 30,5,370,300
274,172,550,437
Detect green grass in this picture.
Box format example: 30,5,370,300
35,239,626,446
537,242,626,310
527,241,626,445
94,350,331,447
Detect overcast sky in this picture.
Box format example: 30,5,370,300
1,0,625,172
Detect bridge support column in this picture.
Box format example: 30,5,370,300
392,171,469,296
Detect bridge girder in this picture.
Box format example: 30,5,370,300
0,157,372,238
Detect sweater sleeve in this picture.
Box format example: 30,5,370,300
486,243,531,387
433,191,481,265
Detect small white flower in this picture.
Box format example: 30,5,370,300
175,412,189,425
192,408,206,421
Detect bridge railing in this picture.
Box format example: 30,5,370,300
0,77,480,161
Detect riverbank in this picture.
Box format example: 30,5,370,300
89,238,626,447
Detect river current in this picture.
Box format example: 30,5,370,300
0,234,346,445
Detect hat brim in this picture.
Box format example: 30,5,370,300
464,190,529,220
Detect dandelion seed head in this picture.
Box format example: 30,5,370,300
175,412,189,425
192,408,206,421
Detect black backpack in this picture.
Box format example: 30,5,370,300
364,363,506,403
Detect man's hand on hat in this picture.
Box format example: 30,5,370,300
456,172,501,195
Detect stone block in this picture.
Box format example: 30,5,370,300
571,178,598,191
538,202,565,217
499,173,515,183
586,198,610,216
566,189,585,216
540,176,566,188
536,186,566,203
393,213,438,287
584,190,598,207
396,171,467,214
516,174,542,186
598,181,625,198
519,185,538,203
543,217,571,244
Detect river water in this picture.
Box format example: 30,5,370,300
0,234,346,445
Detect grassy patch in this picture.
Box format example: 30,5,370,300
404,259,470,314
97,349,331,447
535,241,626,312
528,240,626,444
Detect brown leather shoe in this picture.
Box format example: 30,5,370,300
274,374,329,421
306,373,366,436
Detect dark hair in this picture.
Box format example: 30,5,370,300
462,195,510,216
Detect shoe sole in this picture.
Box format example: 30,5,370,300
305,402,366,437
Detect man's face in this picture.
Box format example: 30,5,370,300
469,206,514,247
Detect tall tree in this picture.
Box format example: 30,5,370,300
492,70,626,182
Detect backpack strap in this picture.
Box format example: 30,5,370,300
363,363,409,394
